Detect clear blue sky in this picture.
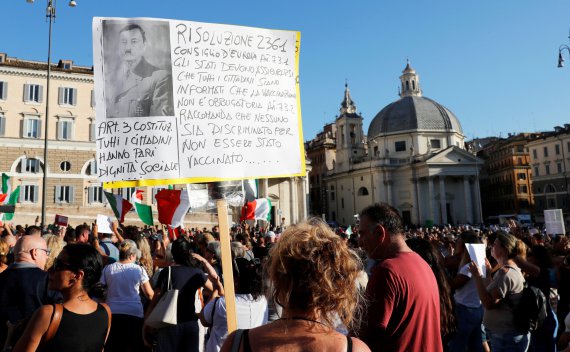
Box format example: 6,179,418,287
2,0,570,141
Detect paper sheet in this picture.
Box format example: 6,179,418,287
465,243,487,278
96,214,113,234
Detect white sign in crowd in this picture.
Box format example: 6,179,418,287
92,17,304,188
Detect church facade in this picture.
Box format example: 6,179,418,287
312,63,483,226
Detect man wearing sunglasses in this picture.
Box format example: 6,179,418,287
0,233,60,337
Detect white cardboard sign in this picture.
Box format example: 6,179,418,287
92,17,304,188
96,214,114,234
465,243,487,278
544,209,565,235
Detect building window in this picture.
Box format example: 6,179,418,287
544,146,549,157
357,187,369,196
517,173,526,180
545,165,550,175
534,167,539,176
567,141,570,153
0,112,5,136
341,198,344,209
54,185,74,203
20,184,39,203
0,81,7,100
23,116,41,138
118,187,136,201
60,161,71,172
88,160,97,176
556,144,561,155
532,149,537,159
24,84,43,103
517,145,524,153
518,185,528,194
430,139,441,149
88,185,104,204
57,118,73,140
330,192,335,201
558,162,563,174
91,90,95,108
58,87,77,106
395,141,406,152
548,199,555,208
23,158,40,173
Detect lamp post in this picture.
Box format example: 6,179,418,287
557,30,570,68
27,0,76,229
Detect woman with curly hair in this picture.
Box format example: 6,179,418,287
221,219,370,352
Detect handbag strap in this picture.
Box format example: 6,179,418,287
100,303,112,344
42,304,63,343
167,266,172,291
231,329,245,352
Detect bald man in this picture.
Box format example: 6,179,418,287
0,235,59,328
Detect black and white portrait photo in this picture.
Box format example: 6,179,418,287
102,20,174,118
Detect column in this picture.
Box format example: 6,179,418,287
301,176,308,221
474,177,482,223
291,178,298,223
428,177,435,222
263,178,269,197
413,177,422,225
463,176,473,224
289,179,294,225
439,176,447,224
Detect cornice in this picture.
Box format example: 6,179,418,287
0,67,93,84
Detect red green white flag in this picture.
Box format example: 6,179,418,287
241,198,272,222
0,173,11,203
104,191,133,223
131,189,153,226
155,189,190,228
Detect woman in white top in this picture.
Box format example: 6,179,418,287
100,239,154,351
449,231,484,352
199,257,268,352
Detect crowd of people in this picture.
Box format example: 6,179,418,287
0,204,568,351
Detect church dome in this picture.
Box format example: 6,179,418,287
367,62,463,138
367,96,463,137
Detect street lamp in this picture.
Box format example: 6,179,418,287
27,0,77,229
557,30,570,68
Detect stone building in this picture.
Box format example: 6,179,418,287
0,52,308,227
310,62,483,226
477,133,536,218
527,125,570,223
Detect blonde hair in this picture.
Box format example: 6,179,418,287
44,234,65,270
134,236,154,277
0,239,9,265
267,218,365,330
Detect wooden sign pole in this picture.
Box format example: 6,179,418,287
217,199,237,333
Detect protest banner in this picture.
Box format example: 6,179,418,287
544,209,565,235
54,214,69,227
92,17,303,188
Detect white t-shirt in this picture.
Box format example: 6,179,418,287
203,294,268,352
100,261,149,318
453,263,482,308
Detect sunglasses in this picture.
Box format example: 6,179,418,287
52,258,76,272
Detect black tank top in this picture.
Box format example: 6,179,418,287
43,304,109,352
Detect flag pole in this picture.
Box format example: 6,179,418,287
217,199,237,333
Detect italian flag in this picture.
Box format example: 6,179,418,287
104,191,133,223
0,173,11,203
132,189,154,226
2,186,20,221
241,198,272,222
155,189,191,228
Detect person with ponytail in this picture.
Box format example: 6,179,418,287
13,244,111,352
469,232,529,352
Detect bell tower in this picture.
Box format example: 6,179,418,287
335,82,365,172
399,59,422,98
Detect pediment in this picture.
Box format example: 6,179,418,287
425,146,481,165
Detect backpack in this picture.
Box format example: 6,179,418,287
509,283,548,333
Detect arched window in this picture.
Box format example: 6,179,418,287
357,187,369,196
412,80,416,90
546,184,556,193
405,81,410,91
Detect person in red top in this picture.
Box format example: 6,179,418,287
358,203,442,352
